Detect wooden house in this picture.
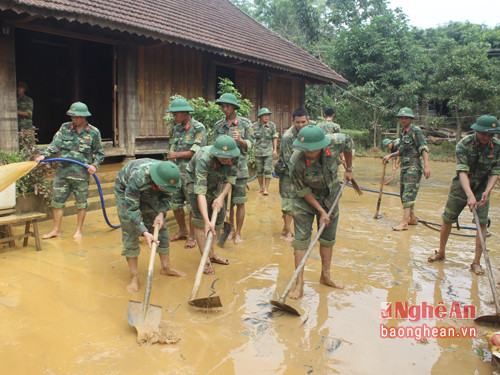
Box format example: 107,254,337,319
0,0,346,155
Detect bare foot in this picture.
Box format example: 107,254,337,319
233,234,243,244
203,263,215,275
289,282,304,299
72,231,82,239
210,253,229,265
392,223,408,231
227,229,236,241
42,230,61,239
160,266,187,277
126,275,140,292
263,190,269,196
257,188,264,193
320,274,345,289
408,217,418,225
170,231,188,241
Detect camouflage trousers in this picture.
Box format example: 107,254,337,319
187,183,226,230
292,202,340,249
170,170,191,212
442,182,490,226
254,155,273,178
230,177,247,205
115,190,170,258
279,174,294,214
51,175,89,209
400,168,422,208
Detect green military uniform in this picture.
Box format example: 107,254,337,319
212,115,254,204
388,138,400,153
442,133,500,226
186,146,238,229
17,94,34,131
398,124,429,208
317,119,340,135
251,120,277,178
169,118,206,209
278,125,299,213
290,133,353,249
114,159,173,258
42,121,105,209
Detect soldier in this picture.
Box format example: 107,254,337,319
17,81,33,131
382,138,400,172
186,136,239,274
114,159,186,292
382,108,430,231
428,115,500,275
251,107,278,195
165,98,206,249
212,93,254,244
278,108,309,242
289,125,354,299
317,107,340,135
35,102,105,240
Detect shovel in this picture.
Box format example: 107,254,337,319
189,206,223,308
217,187,233,248
127,223,163,333
374,162,387,219
473,207,500,324
271,181,346,316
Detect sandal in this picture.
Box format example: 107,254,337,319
210,254,229,265
470,263,485,275
185,237,197,248
170,232,188,241
428,251,445,262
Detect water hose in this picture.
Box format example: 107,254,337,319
41,157,120,229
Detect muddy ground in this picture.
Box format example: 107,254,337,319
1,157,499,374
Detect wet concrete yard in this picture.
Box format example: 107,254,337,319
1,157,499,374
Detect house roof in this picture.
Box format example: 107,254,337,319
1,0,347,84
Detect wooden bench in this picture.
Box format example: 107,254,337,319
0,212,47,251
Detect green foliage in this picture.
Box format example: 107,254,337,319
164,78,253,144
0,128,54,198
341,128,372,149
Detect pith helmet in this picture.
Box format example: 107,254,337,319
258,108,272,117
396,107,415,118
211,135,240,158
293,125,330,151
471,115,500,134
17,81,29,90
382,138,393,149
215,93,240,109
66,102,91,117
166,98,194,113
150,161,181,192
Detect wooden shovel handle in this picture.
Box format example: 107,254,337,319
189,206,220,302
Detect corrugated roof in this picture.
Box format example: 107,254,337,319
1,0,347,84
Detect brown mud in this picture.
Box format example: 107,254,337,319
0,157,499,374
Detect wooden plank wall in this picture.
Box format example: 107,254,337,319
137,44,204,137
0,33,19,152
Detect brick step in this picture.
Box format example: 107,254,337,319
63,193,117,217
88,181,115,197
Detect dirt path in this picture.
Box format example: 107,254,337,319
0,157,498,374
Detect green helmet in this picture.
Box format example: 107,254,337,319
293,125,330,151
382,138,393,149
396,107,415,118
258,108,272,117
66,102,91,117
166,98,194,113
471,115,500,134
215,93,240,109
149,161,181,192
211,135,240,158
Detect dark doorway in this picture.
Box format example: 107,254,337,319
215,65,235,96
15,29,114,144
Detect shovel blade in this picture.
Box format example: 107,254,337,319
127,300,162,328
217,222,233,247
188,296,222,308
474,315,500,324
270,300,301,316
